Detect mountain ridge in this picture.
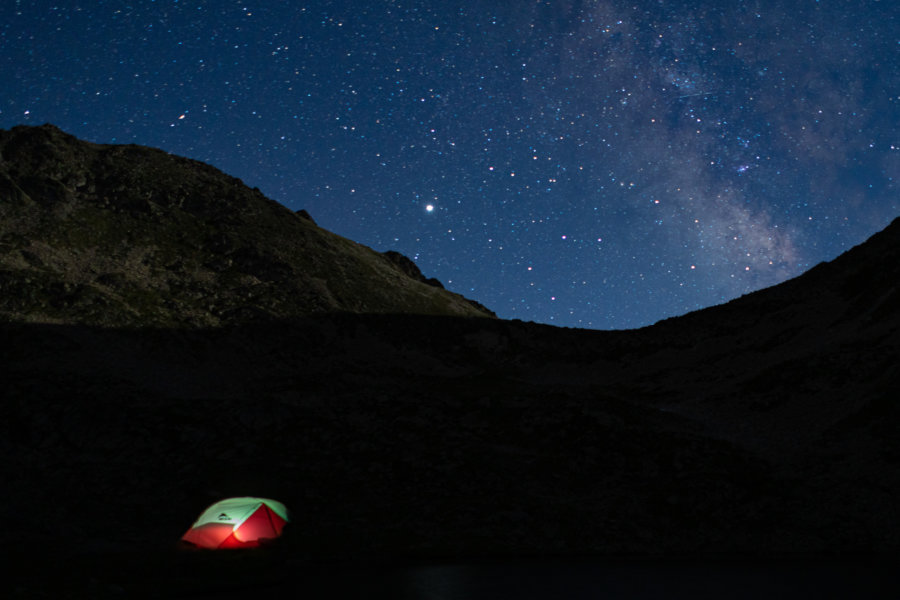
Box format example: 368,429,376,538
0,123,494,327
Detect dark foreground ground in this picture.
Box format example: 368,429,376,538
4,311,899,561
10,543,900,599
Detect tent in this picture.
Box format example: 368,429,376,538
181,497,290,549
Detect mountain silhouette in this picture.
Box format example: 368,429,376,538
2,125,898,595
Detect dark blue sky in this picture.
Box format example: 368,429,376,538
3,1,898,329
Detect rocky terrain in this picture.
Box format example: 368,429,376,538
0,124,492,326
2,125,899,595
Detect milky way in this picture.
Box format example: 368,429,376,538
2,1,897,329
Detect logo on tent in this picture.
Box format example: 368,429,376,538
217,513,230,520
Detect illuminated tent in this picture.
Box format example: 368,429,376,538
181,497,289,549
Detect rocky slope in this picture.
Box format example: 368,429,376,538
0,124,493,326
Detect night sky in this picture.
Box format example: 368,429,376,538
2,1,898,330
